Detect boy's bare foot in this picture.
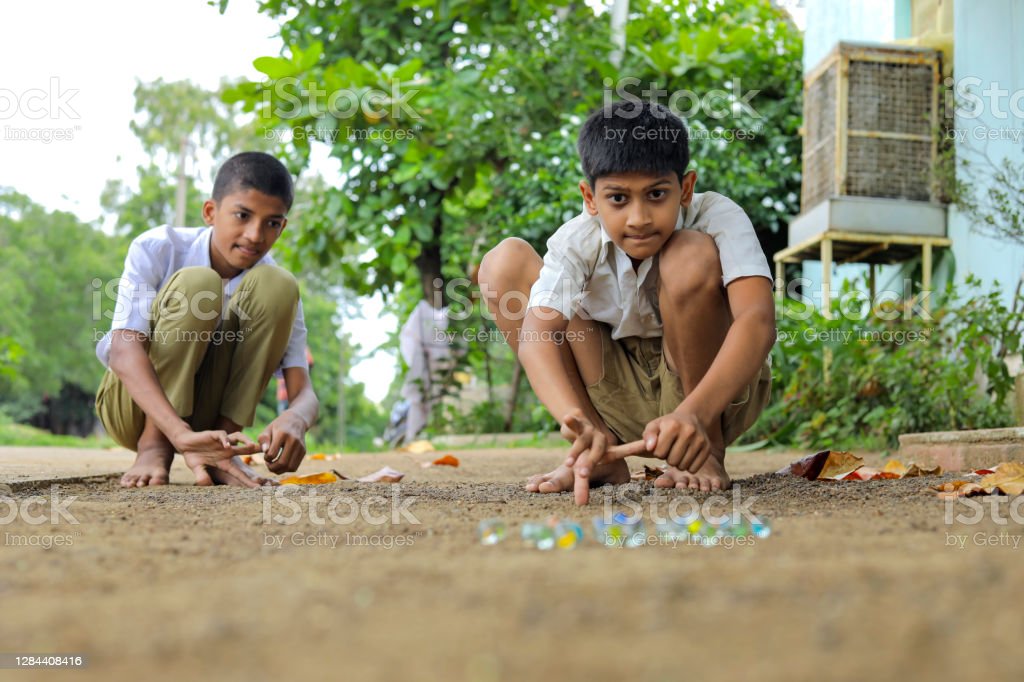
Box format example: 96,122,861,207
121,448,175,487
654,455,731,492
526,458,631,494
121,422,176,487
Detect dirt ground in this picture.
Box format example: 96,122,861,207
1,447,1023,682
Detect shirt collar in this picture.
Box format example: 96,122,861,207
189,226,214,269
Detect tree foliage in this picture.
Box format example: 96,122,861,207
0,190,124,424
228,0,802,310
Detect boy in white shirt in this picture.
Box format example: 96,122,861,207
95,152,318,488
478,101,775,504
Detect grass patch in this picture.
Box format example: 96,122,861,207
0,422,116,448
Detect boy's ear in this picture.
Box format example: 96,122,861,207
679,170,697,208
201,199,217,226
579,179,598,216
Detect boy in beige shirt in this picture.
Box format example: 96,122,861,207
478,101,775,504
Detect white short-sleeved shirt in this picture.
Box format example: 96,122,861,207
527,191,772,339
95,225,309,372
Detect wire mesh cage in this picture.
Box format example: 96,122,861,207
801,42,942,211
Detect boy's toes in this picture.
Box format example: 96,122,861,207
537,477,571,493
654,466,697,490
526,466,574,494
524,474,546,492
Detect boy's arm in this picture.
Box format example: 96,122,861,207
678,275,775,429
517,307,617,500
108,331,256,460
259,366,318,474
603,276,775,473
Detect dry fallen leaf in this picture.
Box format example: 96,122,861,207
880,460,908,479
279,470,347,485
979,462,1024,496
932,463,1024,498
357,466,405,483
841,466,880,481
432,454,459,467
782,452,940,482
309,453,327,461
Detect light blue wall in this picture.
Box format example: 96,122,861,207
949,0,1024,302
803,0,896,72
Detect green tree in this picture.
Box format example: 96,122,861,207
0,190,123,429
226,0,803,432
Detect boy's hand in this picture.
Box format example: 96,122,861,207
641,410,712,473
178,432,270,488
173,429,259,464
258,411,309,474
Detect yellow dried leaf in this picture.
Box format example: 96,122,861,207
279,470,346,485
980,462,1024,496
880,460,908,479
904,463,942,477
819,451,865,480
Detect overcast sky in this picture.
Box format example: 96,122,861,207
0,0,397,402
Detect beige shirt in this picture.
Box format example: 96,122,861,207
527,191,772,339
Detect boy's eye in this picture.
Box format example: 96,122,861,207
268,220,283,230
648,189,666,200
608,194,627,204
234,212,249,220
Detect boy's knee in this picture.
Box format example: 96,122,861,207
659,231,723,300
158,267,223,322
169,266,223,296
243,265,299,304
478,238,538,292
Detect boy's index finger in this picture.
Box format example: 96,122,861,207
573,462,590,505
605,440,651,460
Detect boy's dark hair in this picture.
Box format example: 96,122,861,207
577,100,690,188
212,151,294,210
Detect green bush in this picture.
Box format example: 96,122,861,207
746,275,1022,450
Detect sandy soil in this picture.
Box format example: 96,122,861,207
1,447,1023,682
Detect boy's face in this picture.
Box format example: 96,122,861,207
202,188,288,279
580,170,697,265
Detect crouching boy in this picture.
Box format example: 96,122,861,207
478,101,775,504
95,152,318,487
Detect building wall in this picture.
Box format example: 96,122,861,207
798,0,1024,305
949,0,1024,302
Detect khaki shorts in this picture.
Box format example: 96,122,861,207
584,323,771,445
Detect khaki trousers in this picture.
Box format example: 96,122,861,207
96,265,299,450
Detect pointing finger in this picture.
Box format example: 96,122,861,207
605,440,651,460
